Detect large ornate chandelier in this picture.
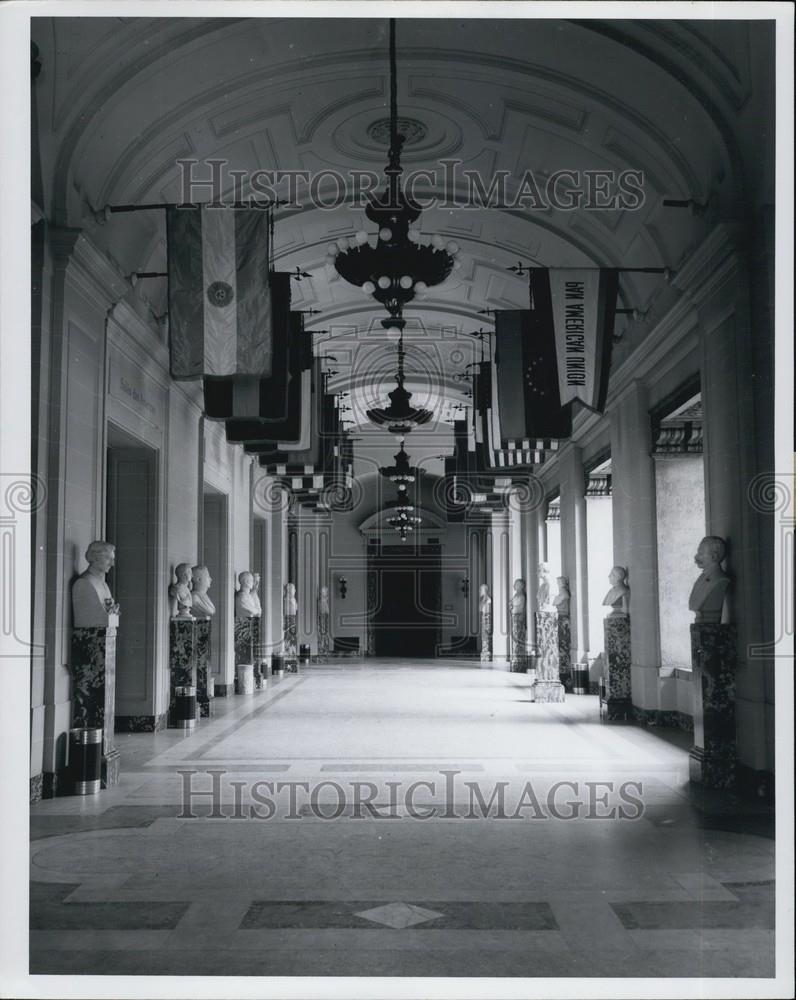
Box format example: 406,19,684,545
380,439,423,541
328,19,460,315
365,314,433,433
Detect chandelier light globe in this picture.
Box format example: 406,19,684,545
362,281,376,294
355,230,369,244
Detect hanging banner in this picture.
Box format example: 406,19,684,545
544,268,619,412
167,206,273,379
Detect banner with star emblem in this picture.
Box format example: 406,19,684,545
167,206,273,379
543,267,619,412
493,308,573,441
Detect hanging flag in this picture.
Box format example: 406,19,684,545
222,312,312,443
494,306,572,442
543,268,618,412
167,206,273,379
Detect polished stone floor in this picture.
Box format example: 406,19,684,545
30,658,775,978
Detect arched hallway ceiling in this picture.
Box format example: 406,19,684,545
31,15,774,458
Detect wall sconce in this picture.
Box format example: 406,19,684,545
461,577,470,598
338,576,347,600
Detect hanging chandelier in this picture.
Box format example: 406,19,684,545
365,314,433,433
380,439,423,541
328,19,460,314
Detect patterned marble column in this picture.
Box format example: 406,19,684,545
70,626,120,786
169,619,197,727
509,610,528,672
604,614,631,720
480,609,492,662
195,619,213,717
689,624,737,788
533,611,565,701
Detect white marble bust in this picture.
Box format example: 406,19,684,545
603,566,629,616
537,563,553,611
190,564,216,618
235,571,260,618
552,576,571,615
284,582,298,617
689,536,730,623
318,585,330,615
478,583,492,614
169,563,194,619
251,572,263,616
72,541,120,628
511,578,527,616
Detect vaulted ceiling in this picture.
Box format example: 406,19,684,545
31,15,774,469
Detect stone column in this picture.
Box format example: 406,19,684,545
266,494,288,663
689,623,737,788
558,444,590,687
609,381,660,710
674,226,771,780
70,625,121,786
489,508,511,663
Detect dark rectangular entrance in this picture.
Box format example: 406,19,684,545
370,544,442,657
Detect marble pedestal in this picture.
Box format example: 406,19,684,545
604,614,631,720
283,614,298,660
532,611,566,702
534,679,566,703
509,611,528,672
70,626,121,787
195,618,213,717
555,614,572,691
317,612,332,658
169,619,197,727
689,623,737,789
480,611,492,663
235,617,264,690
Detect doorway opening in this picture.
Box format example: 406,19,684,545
369,543,442,657
106,424,158,726
202,487,229,685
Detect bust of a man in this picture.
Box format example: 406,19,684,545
553,576,571,615
191,565,216,618
72,541,120,628
603,566,629,616
250,573,263,616
511,579,527,616
479,583,492,614
318,585,330,615
169,563,194,619
284,582,298,617
235,571,260,618
689,536,730,623
537,563,552,610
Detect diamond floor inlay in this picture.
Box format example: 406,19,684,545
353,902,445,929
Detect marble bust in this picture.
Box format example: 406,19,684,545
235,571,260,618
169,563,194,619
284,582,298,616
190,564,216,618
318,585,330,615
251,572,263,616
511,579,527,615
689,536,730,623
603,566,629,616
537,563,552,611
72,541,120,628
552,576,571,615
478,583,492,614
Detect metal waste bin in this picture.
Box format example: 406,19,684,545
271,654,284,675
174,685,197,730
69,727,102,795
299,644,311,664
